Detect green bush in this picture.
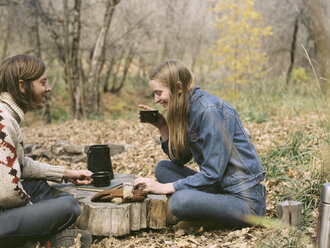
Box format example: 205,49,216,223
50,105,70,123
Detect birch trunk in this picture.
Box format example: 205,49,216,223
86,0,120,116
71,0,83,119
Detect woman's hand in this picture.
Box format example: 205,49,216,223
133,177,175,195
138,104,167,129
139,104,168,140
65,169,93,185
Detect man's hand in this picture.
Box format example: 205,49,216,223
65,169,93,185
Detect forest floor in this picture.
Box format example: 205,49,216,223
22,107,329,247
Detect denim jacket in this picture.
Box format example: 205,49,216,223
161,86,265,193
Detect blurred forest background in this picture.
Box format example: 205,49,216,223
1,0,329,247
0,0,329,122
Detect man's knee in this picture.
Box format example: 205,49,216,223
57,194,81,220
22,179,54,202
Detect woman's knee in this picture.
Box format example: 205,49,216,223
155,160,172,181
168,191,193,218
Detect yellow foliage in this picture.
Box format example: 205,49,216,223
290,67,311,84
210,0,272,86
105,100,127,115
210,87,242,102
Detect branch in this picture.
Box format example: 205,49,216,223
107,11,151,47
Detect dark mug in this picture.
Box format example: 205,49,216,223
87,145,114,179
92,171,111,187
139,110,158,123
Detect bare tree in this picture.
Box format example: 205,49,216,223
286,15,300,85
37,0,84,119
85,0,120,116
110,46,135,93
24,0,54,123
71,0,83,118
301,0,330,93
102,56,116,92
0,0,15,60
256,0,330,92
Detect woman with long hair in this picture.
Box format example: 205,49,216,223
134,59,266,228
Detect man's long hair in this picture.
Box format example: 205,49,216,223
0,54,46,111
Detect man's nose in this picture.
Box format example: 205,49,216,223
45,83,52,92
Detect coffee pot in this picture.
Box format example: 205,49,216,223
87,144,114,179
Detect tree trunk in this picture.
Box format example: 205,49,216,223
37,0,83,119
1,9,11,60
111,47,135,93
26,0,51,123
86,0,120,116
303,0,330,93
191,34,202,72
103,57,115,92
34,8,51,123
43,74,57,124
71,0,83,119
32,1,41,58
286,16,299,85
110,52,124,92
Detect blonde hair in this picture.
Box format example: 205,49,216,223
149,59,195,161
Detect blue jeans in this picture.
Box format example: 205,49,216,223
0,179,80,246
155,160,266,228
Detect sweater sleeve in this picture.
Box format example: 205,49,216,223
21,156,65,183
0,114,30,208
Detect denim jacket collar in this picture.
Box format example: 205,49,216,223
189,85,202,103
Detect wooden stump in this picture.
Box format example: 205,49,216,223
52,173,173,236
166,195,178,224
130,201,147,231
147,194,167,229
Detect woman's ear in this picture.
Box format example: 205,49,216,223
18,80,25,94
177,81,183,94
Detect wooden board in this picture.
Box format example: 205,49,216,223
52,173,174,236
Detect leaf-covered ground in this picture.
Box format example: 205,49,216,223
22,113,328,248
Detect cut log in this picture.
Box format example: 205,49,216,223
51,173,169,236
130,200,147,231
147,194,167,229
166,195,178,224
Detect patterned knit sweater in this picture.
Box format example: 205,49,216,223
0,92,65,209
